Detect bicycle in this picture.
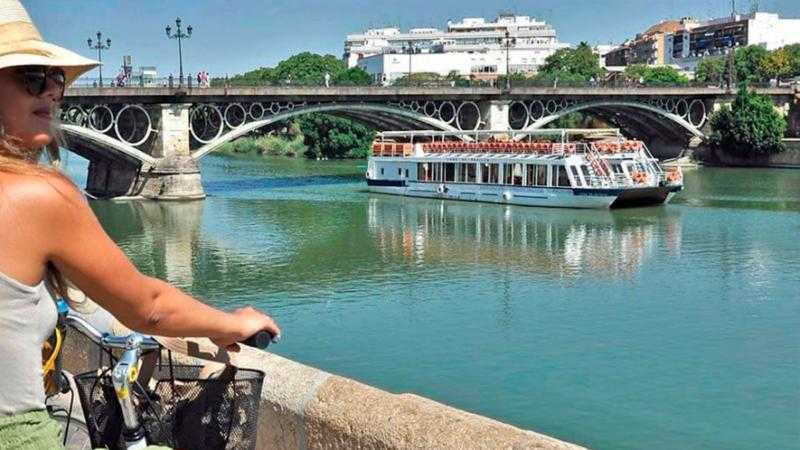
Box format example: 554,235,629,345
46,300,274,450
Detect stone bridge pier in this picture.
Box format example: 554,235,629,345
65,103,205,200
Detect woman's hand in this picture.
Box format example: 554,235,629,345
212,306,281,351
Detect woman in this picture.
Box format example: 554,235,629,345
0,1,280,447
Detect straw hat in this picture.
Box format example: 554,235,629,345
0,0,98,86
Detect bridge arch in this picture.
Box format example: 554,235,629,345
59,124,157,166
523,100,707,140
190,103,463,160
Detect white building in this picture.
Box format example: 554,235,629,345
665,12,800,72
345,14,568,85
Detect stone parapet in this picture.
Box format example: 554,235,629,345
60,333,587,449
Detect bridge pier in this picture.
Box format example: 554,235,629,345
141,103,205,200
484,100,511,133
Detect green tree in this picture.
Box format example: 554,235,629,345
296,113,375,159
695,57,726,85
782,43,800,78
709,85,786,156
760,48,794,82
333,67,373,86
392,72,442,86
539,42,604,81
270,52,346,85
623,65,688,86
734,45,769,83
445,70,470,87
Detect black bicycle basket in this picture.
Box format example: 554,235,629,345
74,364,264,450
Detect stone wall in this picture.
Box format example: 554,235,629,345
61,333,586,450
695,140,800,168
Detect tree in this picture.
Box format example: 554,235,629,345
392,72,442,86
695,57,726,85
539,42,605,81
445,70,470,87
333,67,373,86
622,65,688,86
296,113,375,159
760,48,793,82
734,45,769,83
783,43,800,78
709,85,786,156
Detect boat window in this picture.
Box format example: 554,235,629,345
443,163,456,182
611,163,623,174
405,169,409,178
556,166,570,187
457,163,475,182
380,168,384,175
418,163,429,181
503,164,523,185
398,168,403,176
580,165,592,184
465,163,476,182
569,165,582,186
536,165,547,186
481,163,499,184
433,163,442,181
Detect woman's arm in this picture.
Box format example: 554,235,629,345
36,174,279,346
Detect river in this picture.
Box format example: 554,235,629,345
63,153,799,450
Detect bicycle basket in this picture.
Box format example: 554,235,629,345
74,364,264,450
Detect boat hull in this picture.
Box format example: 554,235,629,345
367,180,617,209
367,180,682,209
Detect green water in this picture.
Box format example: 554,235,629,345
66,154,800,450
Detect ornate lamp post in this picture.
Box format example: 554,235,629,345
499,30,517,91
402,42,416,86
87,31,111,87
166,17,193,86
725,0,737,90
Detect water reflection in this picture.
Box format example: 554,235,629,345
367,196,683,279
91,200,205,289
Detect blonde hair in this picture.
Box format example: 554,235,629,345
0,116,72,299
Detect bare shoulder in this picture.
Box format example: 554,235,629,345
0,170,89,222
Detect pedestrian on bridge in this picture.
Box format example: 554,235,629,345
324,71,330,87
0,1,281,447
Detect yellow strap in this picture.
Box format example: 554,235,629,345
42,327,62,374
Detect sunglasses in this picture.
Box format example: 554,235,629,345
14,66,66,99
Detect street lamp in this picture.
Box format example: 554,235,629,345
166,17,193,86
499,30,516,91
402,42,415,86
725,0,737,90
87,31,111,87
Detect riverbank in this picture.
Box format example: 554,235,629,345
216,134,308,157
695,140,800,168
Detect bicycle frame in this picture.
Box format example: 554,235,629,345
65,313,160,449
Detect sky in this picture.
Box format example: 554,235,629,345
24,0,800,78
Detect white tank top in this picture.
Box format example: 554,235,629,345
0,270,57,416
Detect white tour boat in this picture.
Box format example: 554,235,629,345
365,129,683,209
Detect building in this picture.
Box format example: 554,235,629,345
344,14,568,85
602,19,688,67
592,44,618,68
666,12,800,72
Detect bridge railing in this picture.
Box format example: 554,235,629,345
69,75,790,90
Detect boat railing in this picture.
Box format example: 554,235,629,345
372,142,413,157
410,140,647,156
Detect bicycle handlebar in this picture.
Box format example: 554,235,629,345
65,312,276,351
242,330,274,349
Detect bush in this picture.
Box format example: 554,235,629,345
709,85,787,156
